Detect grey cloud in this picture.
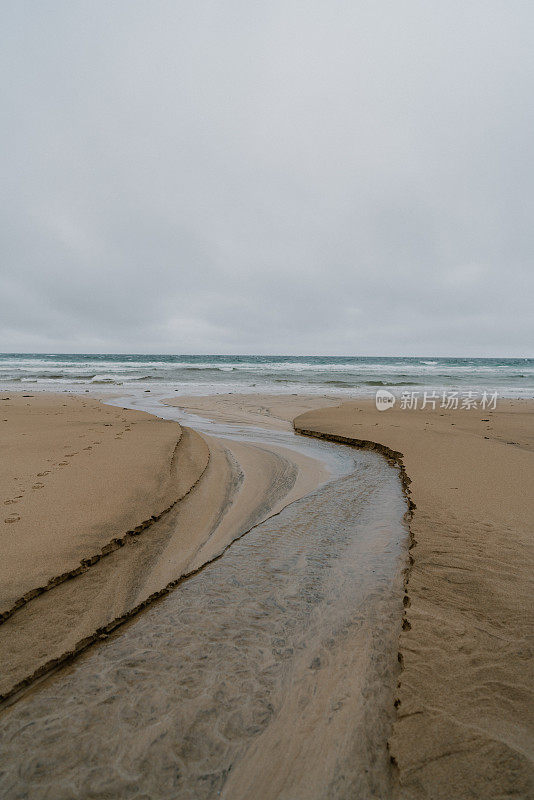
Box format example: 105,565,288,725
1,1,533,356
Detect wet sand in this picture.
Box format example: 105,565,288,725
163,392,340,431
0,443,407,799
0,391,411,798
294,398,534,800
2,390,532,798
0,394,339,702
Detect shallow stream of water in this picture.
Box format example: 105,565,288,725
0,395,408,799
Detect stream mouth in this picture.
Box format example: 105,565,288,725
0,393,408,799
108,391,359,483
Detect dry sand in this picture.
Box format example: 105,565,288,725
0,392,209,618
293,398,534,800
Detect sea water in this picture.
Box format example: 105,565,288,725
0,353,533,397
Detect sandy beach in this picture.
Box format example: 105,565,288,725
176,392,534,798
0,389,409,799
0,392,339,703
294,398,534,799
3,0,533,794
0,392,200,616
0,390,532,799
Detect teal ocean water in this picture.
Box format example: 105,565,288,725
0,354,532,397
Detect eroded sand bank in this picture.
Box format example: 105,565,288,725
293,398,534,800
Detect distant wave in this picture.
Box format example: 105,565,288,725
183,367,234,373
91,376,121,384
126,375,166,382
0,354,533,399
0,372,98,381
363,380,421,386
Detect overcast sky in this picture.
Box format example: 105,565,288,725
1,1,533,356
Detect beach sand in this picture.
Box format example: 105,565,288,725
0,391,407,799
164,392,340,430
0,393,332,702
0,392,206,617
293,398,534,800
1,390,532,799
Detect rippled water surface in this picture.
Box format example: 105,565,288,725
0,448,406,800
1,352,532,396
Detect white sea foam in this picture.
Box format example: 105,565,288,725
0,354,533,398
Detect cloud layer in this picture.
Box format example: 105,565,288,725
2,1,533,355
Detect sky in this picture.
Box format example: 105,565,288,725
1,1,533,357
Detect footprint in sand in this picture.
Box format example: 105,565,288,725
83,446,92,451
4,499,19,505
32,483,45,490
4,514,20,524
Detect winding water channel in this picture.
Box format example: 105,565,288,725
0,396,407,799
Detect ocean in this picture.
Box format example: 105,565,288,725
0,353,533,398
